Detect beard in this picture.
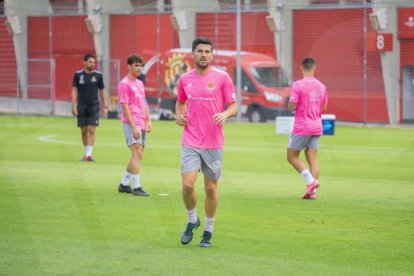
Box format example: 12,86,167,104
196,60,209,69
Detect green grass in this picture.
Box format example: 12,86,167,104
0,115,413,275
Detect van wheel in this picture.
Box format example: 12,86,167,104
248,107,265,123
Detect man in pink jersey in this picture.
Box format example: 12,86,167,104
287,57,328,200
117,54,152,196
176,37,238,247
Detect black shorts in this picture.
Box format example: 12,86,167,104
77,105,100,127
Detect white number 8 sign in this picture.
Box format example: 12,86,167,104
377,34,385,50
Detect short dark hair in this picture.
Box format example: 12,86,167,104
127,54,144,65
192,37,213,52
84,53,96,62
302,57,315,70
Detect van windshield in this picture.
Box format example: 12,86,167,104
249,67,291,87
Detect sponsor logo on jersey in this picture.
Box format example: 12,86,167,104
310,90,320,102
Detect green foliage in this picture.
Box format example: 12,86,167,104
0,115,413,275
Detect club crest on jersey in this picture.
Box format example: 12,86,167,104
91,76,97,82
207,81,215,91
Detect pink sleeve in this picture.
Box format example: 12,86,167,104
289,82,300,103
177,78,187,103
118,82,129,104
222,74,236,104
322,86,328,104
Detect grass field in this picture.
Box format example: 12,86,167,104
0,114,413,275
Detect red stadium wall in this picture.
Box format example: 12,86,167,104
0,18,17,97
28,16,94,101
399,7,414,67
110,13,178,94
400,40,414,66
398,7,414,122
196,12,277,58
293,8,388,123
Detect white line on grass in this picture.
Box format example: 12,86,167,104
38,134,78,145
38,134,414,155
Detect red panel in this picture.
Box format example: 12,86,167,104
196,12,277,59
28,17,50,57
329,90,388,122
399,40,414,122
0,17,17,97
110,14,176,88
29,16,93,56
398,7,414,39
28,16,94,101
400,40,414,66
293,8,388,123
52,16,94,54
110,15,137,78
55,54,85,101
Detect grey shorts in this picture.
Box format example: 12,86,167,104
287,134,320,151
123,123,146,147
181,145,223,181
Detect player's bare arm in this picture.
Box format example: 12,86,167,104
212,102,238,125
99,89,108,116
145,103,152,133
288,102,297,112
175,101,188,126
71,87,78,116
121,103,140,139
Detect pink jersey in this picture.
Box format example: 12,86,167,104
118,76,147,129
177,67,236,149
289,76,328,135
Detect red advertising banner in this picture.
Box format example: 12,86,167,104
398,7,414,39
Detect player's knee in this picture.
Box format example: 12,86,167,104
204,185,217,197
182,181,195,194
287,154,296,164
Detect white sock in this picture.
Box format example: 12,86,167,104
132,174,141,189
300,169,315,185
85,146,93,157
204,217,215,233
186,208,198,224
121,171,132,186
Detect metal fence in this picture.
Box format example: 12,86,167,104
1,1,413,124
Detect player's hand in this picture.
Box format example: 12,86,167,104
132,127,141,139
71,106,77,117
102,106,108,116
146,121,152,133
176,114,187,126
213,112,228,125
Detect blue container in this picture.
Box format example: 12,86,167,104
322,114,336,135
